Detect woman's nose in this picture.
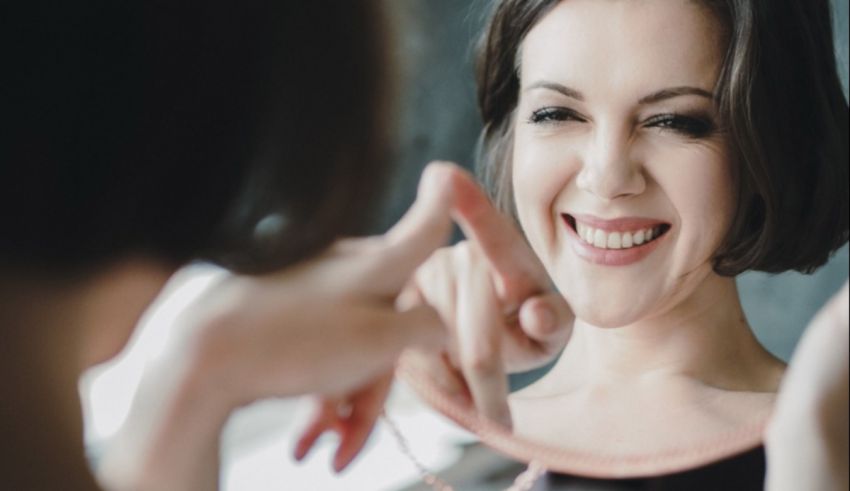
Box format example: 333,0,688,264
576,124,646,201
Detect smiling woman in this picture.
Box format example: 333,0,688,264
401,0,849,485
480,0,848,276
513,0,740,331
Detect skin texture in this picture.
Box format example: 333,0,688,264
411,0,787,457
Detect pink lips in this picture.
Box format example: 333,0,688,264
562,213,670,266
569,213,667,232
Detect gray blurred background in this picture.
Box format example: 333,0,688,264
381,0,849,365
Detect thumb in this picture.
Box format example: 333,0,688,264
518,291,574,352
380,162,456,285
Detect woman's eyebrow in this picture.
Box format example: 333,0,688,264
523,81,714,104
638,86,714,104
523,81,584,101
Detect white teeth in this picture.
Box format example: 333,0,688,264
577,223,585,240
573,221,664,250
577,223,585,241
593,229,607,248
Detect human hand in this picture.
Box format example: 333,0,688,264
97,163,457,490
401,165,573,428
765,280,849,491
293,373,394,472
197,163,459,402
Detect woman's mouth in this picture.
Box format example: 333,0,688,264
564,215,670,250
562,214,671,265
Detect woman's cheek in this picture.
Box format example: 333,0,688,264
512,135,571,257
652,151,734,269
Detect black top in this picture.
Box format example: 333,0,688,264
547,446,766,491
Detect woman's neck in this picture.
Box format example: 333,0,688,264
547,274,785,393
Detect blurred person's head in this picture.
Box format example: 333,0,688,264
1,1,391,281
0,1,393,368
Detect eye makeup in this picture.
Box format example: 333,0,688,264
642,112,716,138
525,105,717,140
527,106,586,125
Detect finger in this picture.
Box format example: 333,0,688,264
294,401,339,461
305,303,446,396
381,162,457,282
399,349,473,408
518,291,574,349
395,280,424,312
395,280,458,355
333,374,394,472
407,249,458,354
367,303,448,356
498,292,574,373
455,250,512,429
447,166,548,306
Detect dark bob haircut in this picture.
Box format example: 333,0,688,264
475,0,849,276
1,1,389,276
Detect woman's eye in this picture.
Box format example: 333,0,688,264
645,114,715,138
528,107,584,125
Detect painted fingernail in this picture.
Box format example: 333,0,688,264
333,456,344,473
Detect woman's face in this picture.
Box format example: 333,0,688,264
513,0,733,327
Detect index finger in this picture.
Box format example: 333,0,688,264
448,165,549,306
377,162,456,290
455,248,513,429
